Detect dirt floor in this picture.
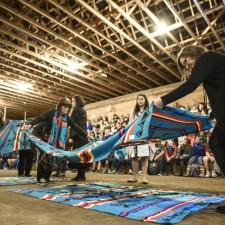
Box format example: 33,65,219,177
0,170,225,225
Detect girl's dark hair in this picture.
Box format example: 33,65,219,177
184,138,191,145
133,94,149,117
74,95,86,108
56,97,72,111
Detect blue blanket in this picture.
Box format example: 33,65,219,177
114,104,212,149
11,182,225,224
0,177,37,186
0,105,212,162
0,120,32,157
29,104,212,163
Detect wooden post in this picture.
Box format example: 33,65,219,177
3,107,6,121
24,111,27,121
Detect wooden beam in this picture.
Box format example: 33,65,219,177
77,0,180,80
193,0,225,50
48,0,173,84
19,0,150,89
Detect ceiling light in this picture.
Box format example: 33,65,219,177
64,59,88,72
101,73,108,77
156,21,168,35
15,82,33,91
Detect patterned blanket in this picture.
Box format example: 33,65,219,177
11,182,225,224
114,104,213,149
28,104,212,163
0,120,32,157
0,177,36,186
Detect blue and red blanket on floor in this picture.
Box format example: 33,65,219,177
11,182,225,224
0,176,37,186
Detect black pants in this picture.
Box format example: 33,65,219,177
71,139,88,179
18,150,34,176
209,124,225,174
76,163,86,179
68,162,87,179
0,157,8,169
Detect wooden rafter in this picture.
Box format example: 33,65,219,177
0,0,224,118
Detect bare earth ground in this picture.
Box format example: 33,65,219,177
0,170,225,225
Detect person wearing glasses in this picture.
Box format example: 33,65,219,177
154,45,225,214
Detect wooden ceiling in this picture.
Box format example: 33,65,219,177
0,0,224,119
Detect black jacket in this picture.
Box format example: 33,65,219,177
70,107,88,148
161,51,225,128
30,109,86,140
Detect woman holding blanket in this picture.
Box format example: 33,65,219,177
69,95,88,181
154,45,225,213
26,97,86,182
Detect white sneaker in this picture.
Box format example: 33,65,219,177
205,171,210,178
58,172,65,177
211,171,217,178
109,170,116,174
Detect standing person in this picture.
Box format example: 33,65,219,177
127,94,150,184
154,45,225,213
26,97,86,182
0,111,7,169
70,95,88,181
18,148,33,177
0,110,6,131
18,124,34,177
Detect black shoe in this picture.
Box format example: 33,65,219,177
45,179,50,183
127,179,137,183
52,172,59,177
217,206,225,214
71,176,86,181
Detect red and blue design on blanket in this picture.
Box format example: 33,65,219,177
0,120,32,157
113,103,212,149
11,182,225,224
28,103,212,163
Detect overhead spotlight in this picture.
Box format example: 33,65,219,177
101,73,107,77
156,21,168,35
15,82,33,91
64,59,88,72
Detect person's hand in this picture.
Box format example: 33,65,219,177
23,124,31,130
167,158,171,162
153,97,164,108
210,157,215,163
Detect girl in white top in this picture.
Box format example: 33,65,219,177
127,94,150,184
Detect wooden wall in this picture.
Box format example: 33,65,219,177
85,82,205,120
